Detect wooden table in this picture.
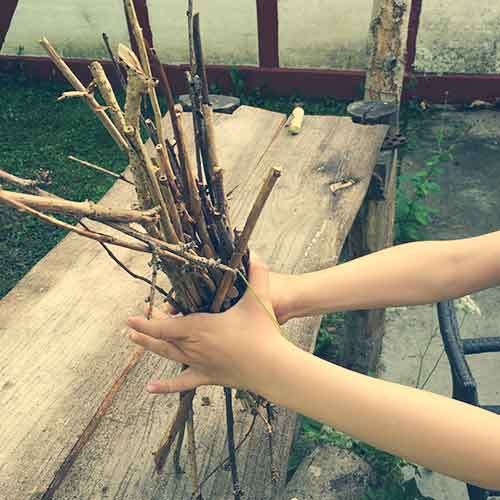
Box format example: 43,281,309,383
0,106,387,500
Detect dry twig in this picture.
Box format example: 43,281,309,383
0,189,157,225
68,156,134,185
40,37,129,153
4,9,284,496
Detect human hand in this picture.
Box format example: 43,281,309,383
269,271,300,324
127,256,291,395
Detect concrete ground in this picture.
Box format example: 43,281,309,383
3,0,500,72
379,109,500,499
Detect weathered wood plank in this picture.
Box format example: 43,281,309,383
51,110,387,500
0,106,284,500
0,178,151,500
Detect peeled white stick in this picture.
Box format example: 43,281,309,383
288,106,305,135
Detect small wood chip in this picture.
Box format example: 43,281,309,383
287,107,305,135
329,178,357,194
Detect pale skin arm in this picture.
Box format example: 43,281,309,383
275,230,500,323
127,233,500,491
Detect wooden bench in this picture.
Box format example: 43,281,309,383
0,106,388,499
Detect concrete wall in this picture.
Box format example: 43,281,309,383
278,0,371,69
2,0,500,73
1,0,129,59
415,0,500,74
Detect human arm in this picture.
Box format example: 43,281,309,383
127,258,500,491
274,231,500,321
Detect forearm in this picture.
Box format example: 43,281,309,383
253,340,500,490
286,232,500,317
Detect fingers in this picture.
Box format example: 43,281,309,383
142,304,178,319
249,253,270,295
128,331,187,364
240,253,272,309
128,316,188,341
162,301,179,316
146,369,210,394
143,305,168,320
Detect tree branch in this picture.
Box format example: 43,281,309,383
40,37,129,153
0,189,158,225
67,156,134,185
211,166,282,312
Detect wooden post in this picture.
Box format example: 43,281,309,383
405,0,423,74
0,0,19,51
344,0,412,374
256,0,279,68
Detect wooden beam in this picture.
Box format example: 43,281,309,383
344,0,412,375
364,0,411,104
0,0,19,51
405,0,423,73
256,0,279,68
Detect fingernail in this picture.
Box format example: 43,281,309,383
168,312,182,319
127,332,136,341
146,382,157,392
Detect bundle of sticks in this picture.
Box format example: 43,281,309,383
0,1,281,498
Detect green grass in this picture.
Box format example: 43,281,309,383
0,72,128,298
0,70,352,299
0,69,434,300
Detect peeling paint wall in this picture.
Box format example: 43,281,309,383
415,0,500,74
278,0,371,69
2,0,500,74
1,0,129,59
148,0,259,65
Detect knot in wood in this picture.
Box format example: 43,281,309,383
232,483,243,497
384,54,398,71
87,201,97,217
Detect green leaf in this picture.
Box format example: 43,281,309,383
426,182,441,193
414,170,429,178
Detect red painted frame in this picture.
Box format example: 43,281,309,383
405,0,422,73
2,54,500,104
0,0,19,50
1,0,499,104
256,0,279,68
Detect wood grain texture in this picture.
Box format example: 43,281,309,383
0,179,153,500
51,109,387,500
1,106,387,500
0,106,283,500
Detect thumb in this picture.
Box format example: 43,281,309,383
146,369,210,394
240,253,271,308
